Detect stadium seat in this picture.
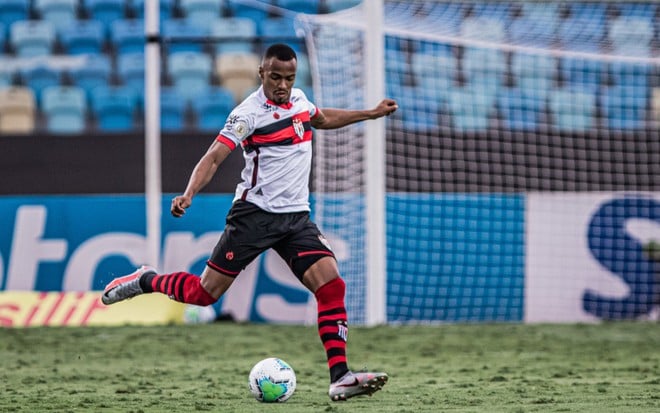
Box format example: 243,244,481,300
497,87,545,131
600,86,648,130
117,52,145,91
557,16,605,52
617,2,657,18
510,53,556,96
41,85,87,134
609,62,652,90
216,52,260,101
226,0,271,27
447,85,496,132
549,87,597,133
559,57,606,91
191,86,235,131
0,22,5,53
0,0,29,29
180,0,224,31
520,2,559,19
0,86,36,134
295,52,311,88
210,17,257,54
276,0,320,14
462,47,506,91
85,0,126,34
69,54,112,99
470,2,511,23
111,18,145,55
567,2,607,23
461,16,505,42
33,0,78,33
133,0,175,22
90,86,137,132
60,19,105,55
163,19,207,53
608,16,654,57
260,17,304,53
411,50,456,94
20,65,62,102
167,51,213,101
0,66,13,88
160,87,188,131
399,86,443,132
324,0,361,13
10,20,56,57
508,16,557,48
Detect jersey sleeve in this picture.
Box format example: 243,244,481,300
297,88,319,119
216,104,255,149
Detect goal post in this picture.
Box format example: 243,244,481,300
298,1,660,325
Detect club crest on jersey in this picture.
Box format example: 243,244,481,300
293,117,305,140
226,251,234,260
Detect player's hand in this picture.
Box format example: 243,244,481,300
374,99,398,118
171,195,192,218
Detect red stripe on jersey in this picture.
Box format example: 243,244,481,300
249,112,312,145
216,134,237,150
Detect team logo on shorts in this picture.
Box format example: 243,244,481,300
292,117,305,139
318,235,332,251
226,251,234,260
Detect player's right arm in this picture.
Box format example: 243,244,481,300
171,140,233,217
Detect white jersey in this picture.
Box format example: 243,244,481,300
216,86,318,213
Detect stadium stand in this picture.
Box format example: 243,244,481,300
33,0,78,33
60,19,105,55
69,54,113,99
168,50,213,102
210,17,257,54
111,18,145,55
162,18,207,53
215,51,260,101
0,0,29,29
85,0,127,35
0,86,36,134
10,19,56,57
180,0,224,31
41,85,87,134
548,87,597,133
191,86,235,131
276,0,321,14
133,0,175,22
90,85,137,132
117,52,145,91
21,65,63,102
160,87,187,131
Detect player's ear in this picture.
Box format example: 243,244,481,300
258,66,263,79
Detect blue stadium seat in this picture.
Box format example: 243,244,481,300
91,86,137,132
260,17,304,53
160,87,187,132
0,65,14,88
558,16,605,52
111,18,145,55
600,86,648,130
60,19,105,55
33,0,78,33
0,22,5,52
191,86,235,131
617,2,657,18
0,0,29,29
510,53,556,96
567,2,607,22
448,85,497,132
85,0,126,34
549,87,597,132
411,51,456,94
559,57,606,91
497,87,545,131
470,2,511,23
163,19,207,53
400,86,443,132
461,16,505,42
117,52,145,91
180,0,224,31
210,17,257,54
462,47,506,91
508,16,557,47
276,0,320,14
41,85,87,134
21,65,62,101
520,2,559,19
609,62,652,89
324,0,360,13
133,0,175,22
10,20,56,57
608,16,654,57
227,0,271,28
168,51,213,101
69,54,112,99
295,52,311,88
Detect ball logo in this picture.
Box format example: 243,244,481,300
226,251,234,260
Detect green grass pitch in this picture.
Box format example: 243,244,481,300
1,322,659,412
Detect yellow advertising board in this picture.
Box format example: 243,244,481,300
0,291,185,327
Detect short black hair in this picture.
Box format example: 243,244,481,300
263,43,297,62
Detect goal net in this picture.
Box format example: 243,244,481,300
298,1,660,324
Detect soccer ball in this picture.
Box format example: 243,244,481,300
248,358,297,403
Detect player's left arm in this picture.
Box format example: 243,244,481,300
311,98,398,130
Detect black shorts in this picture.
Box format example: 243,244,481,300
207,201,335,280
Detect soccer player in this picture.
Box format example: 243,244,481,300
102,43,398,401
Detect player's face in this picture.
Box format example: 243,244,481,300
259,57,297,104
